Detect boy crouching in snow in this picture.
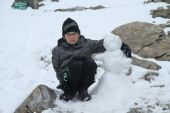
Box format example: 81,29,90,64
52,18,131,101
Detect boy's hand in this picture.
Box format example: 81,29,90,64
121,43,131,58
62,67,71,82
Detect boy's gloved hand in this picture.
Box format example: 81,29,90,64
62,66,71,82
56,66,71,90
58,66,71,85
121,43,131,58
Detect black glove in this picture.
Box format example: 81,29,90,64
62,66,71,82
121,43,131,58
56,66,71,90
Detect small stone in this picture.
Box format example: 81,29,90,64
134,102,138,105
163,107,167,110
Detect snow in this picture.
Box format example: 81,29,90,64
0,0,170,113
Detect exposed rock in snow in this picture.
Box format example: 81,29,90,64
112,21,170,61
132,56,161,70
14,85,57,113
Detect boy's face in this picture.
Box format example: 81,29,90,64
64,32,80,45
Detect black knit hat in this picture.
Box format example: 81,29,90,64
62,18,80,36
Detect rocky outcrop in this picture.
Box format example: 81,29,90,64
144,0,170,3
14,85,57,113
112,21,170,61
132,56,161,70
151,7,170,19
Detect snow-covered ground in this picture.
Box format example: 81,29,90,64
0,0,170,113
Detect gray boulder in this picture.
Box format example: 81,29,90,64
132,56,161,70
14,85,57,113
112,21,170,61
151,7,170,19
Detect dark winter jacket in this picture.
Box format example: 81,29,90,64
52,35,106,81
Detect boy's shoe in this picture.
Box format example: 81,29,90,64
78,89,91,101
59,93,74,102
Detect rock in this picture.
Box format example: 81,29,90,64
54,5,105,12
144,0,153,4
28,0,38,9
144,0,170,3
154,0,163,2
159,23,170,28
155,37,170,60
37,0,43,2
51,0,59,2
140,72,159,82
89,5,105,10
150,5,170,19
112,21,170,61
55,6,87,12
132,56,161,70
128,107,154,113
151,8,170,19
161,0,170,3
151,84,165,88
127,108,144,113
14,85,57,113
128,103,170,113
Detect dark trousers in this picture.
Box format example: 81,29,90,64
62,58,97,95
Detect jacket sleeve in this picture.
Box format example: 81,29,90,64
89,39,106,54
89,39,131,58
52,48,61,79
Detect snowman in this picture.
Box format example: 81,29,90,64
92,34,134,109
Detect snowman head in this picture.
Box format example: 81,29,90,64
103,34,122,52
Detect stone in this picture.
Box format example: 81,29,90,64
28,0,38,9
54,5,105,12
144,0,170,3
132,56,161,70
128,103,170,113
127,108,144,113
151,8,170,19
14,85,57,113
112,21,170,61
51,0,59,2
140,72,159,82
